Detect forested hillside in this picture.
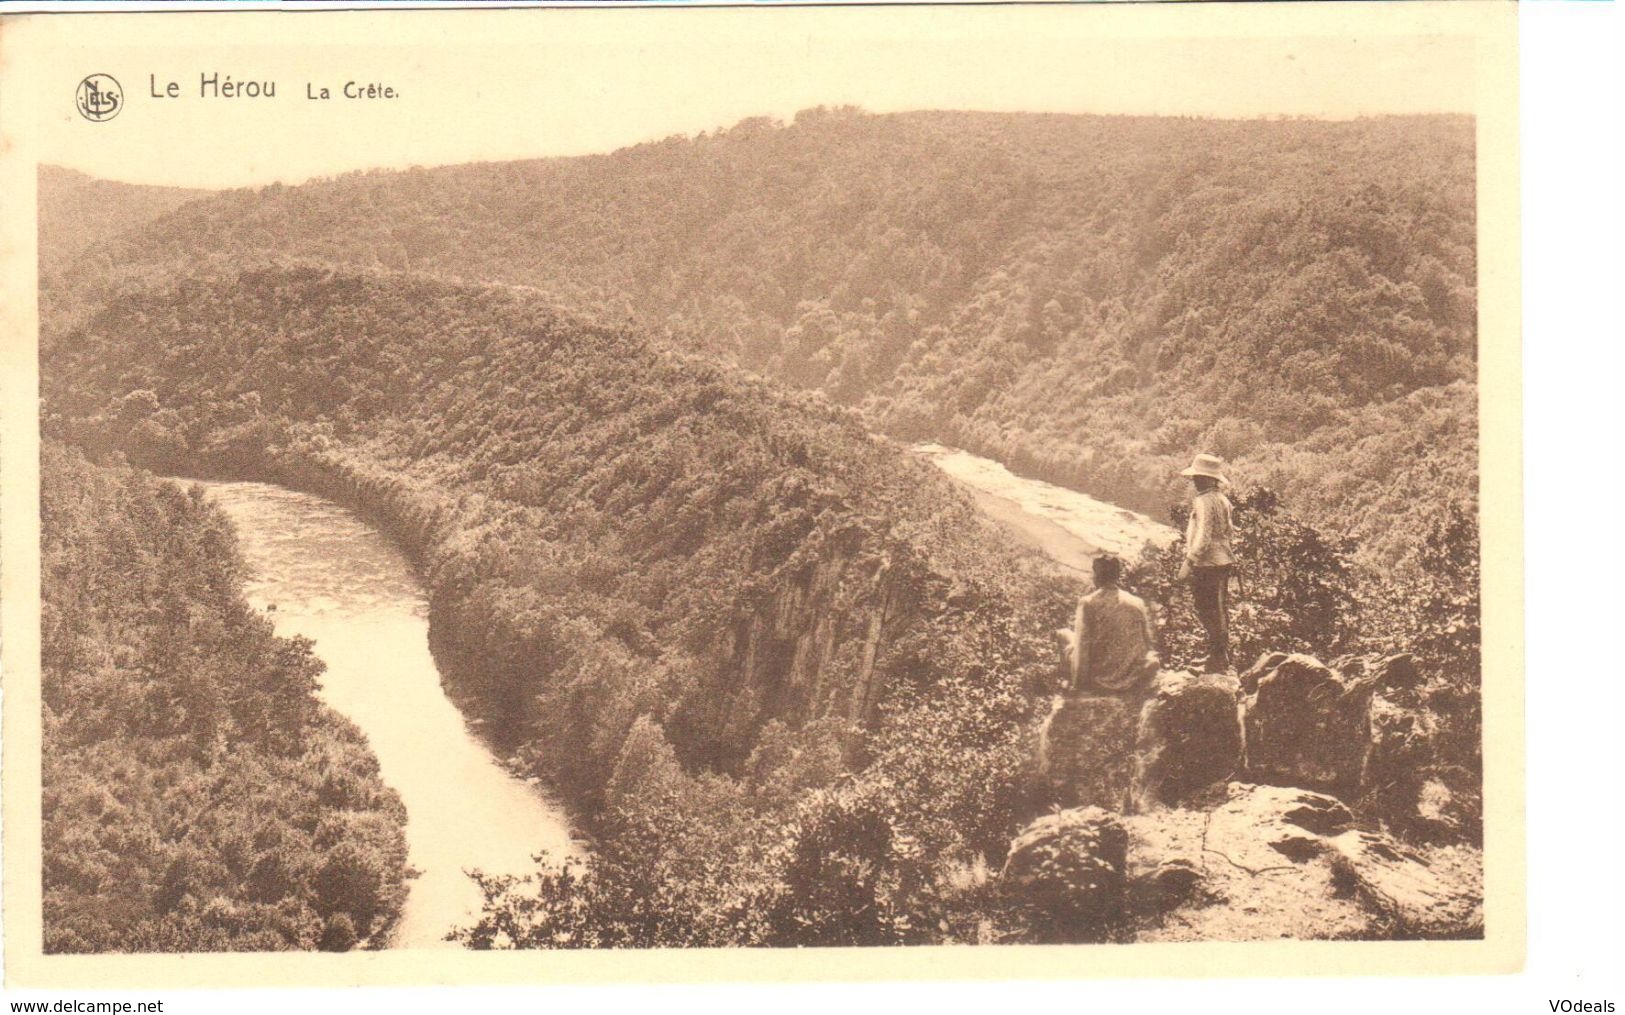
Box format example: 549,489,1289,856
37,166,204,278
43,263,1481,945
47,109,1477,561
41,443,411,952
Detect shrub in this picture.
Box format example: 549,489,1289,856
319,913,358,952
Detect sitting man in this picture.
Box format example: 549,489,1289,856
1037,554,1160,800
1061,554,1160,694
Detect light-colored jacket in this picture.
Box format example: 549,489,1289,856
1185,489,1235,567
1068,586,1159,692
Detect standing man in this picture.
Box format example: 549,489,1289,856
1177,453,1236,673
1063,554,1160,694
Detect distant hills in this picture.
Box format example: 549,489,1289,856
37,166,205,278
41,108,1478,560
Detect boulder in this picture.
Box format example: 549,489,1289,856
1373,653,1422,692
1126,854,1205,915
1003,807,1128,941
1036,695,1135,811
1146,857,1203,900
1242,654,1378,798
1132,671,1243,810
1240,651,1290,694
1121,801,1210,916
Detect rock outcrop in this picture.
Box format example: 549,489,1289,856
1360,680,1480,845
1132,671,1244,810
1008,649,1484,943
1120,782,1482,942
1362,694,1443,837
1323,829,1484,938
1242,654,1380,798
1239,651,1290,695
1036,696,1135,811
1203,783,1355,870
1003,807,1128,941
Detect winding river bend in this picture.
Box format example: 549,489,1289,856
196,481,581,949
188,447,1163,946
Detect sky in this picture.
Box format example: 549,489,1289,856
7,4,1488,189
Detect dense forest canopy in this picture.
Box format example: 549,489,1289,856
43,108,1477,562
40,443,410,952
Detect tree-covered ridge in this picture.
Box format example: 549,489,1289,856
37,166,206,279
49,109,1476,560
41,442,411,953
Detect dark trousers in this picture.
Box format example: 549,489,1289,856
1189,565,1232,673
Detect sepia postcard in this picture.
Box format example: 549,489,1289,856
0,1,1523,988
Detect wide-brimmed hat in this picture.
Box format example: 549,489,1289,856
1180,453,1228,484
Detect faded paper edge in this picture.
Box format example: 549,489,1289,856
0,0,1524,988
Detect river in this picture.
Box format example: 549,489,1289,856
196,481,581,949
911,443,1177,575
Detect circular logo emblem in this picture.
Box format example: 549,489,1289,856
76,74,123,122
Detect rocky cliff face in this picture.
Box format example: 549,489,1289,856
710,533,911,736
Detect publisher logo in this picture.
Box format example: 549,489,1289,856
76,74,123,122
